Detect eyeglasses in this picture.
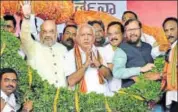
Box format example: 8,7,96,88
126,28,141,32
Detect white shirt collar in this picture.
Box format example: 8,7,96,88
171,41,177,49
1,90,16,107
1,90,10,102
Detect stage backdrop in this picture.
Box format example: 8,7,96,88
74,0,177,27
9,0,177,35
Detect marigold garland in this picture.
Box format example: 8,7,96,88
1,1,74,24
74,10,170,52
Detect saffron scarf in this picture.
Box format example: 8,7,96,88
74,45,105,93
161,44,177,90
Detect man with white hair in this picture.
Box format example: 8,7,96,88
64,24,112,95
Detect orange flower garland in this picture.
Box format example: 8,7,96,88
1,1,169,51
1,1,74,24
142,25,170,52
74,10,121,29
74,10,169,51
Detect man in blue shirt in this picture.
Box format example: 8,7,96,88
113,19,155,87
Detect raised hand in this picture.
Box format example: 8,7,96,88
20,1,32,19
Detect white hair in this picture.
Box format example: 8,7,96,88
76,24,96,37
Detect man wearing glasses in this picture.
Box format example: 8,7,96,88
113,19,154,88
121,11,165,59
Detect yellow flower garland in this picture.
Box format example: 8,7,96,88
75,91,80,112
105,97,112,112
118,90,145,101
28,66,32,88
53,88,60,112
0,43,6,56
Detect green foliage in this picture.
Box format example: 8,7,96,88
58,88,75,112
151,56,165,72
1,28,57,111
79,92,105,112
1,26,164,112
107,92,148,112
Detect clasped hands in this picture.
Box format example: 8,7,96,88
83,51,101,69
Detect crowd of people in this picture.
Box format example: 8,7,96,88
1,1,177,112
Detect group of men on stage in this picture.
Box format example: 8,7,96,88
1,1,177,112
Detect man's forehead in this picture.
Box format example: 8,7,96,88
66,27,77,32
80,29,93,35
126,21,139,27
5,20,13,24
165,21,177,27
5,20,14,27
110,24,121,30
80,25,92,31
124,13,136,18
93,23,102,28
2,73,17,79
41,20,56,30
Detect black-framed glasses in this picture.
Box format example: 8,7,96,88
125,28,141,32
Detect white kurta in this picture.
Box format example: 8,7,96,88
27,42,68,87
21,19,68,88
1,90,17,112
100,44,122,92
64,46,112,95
141,33,165,59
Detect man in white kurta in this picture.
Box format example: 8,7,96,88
64,24,112,95
65,46,111,94
20,18,67,88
